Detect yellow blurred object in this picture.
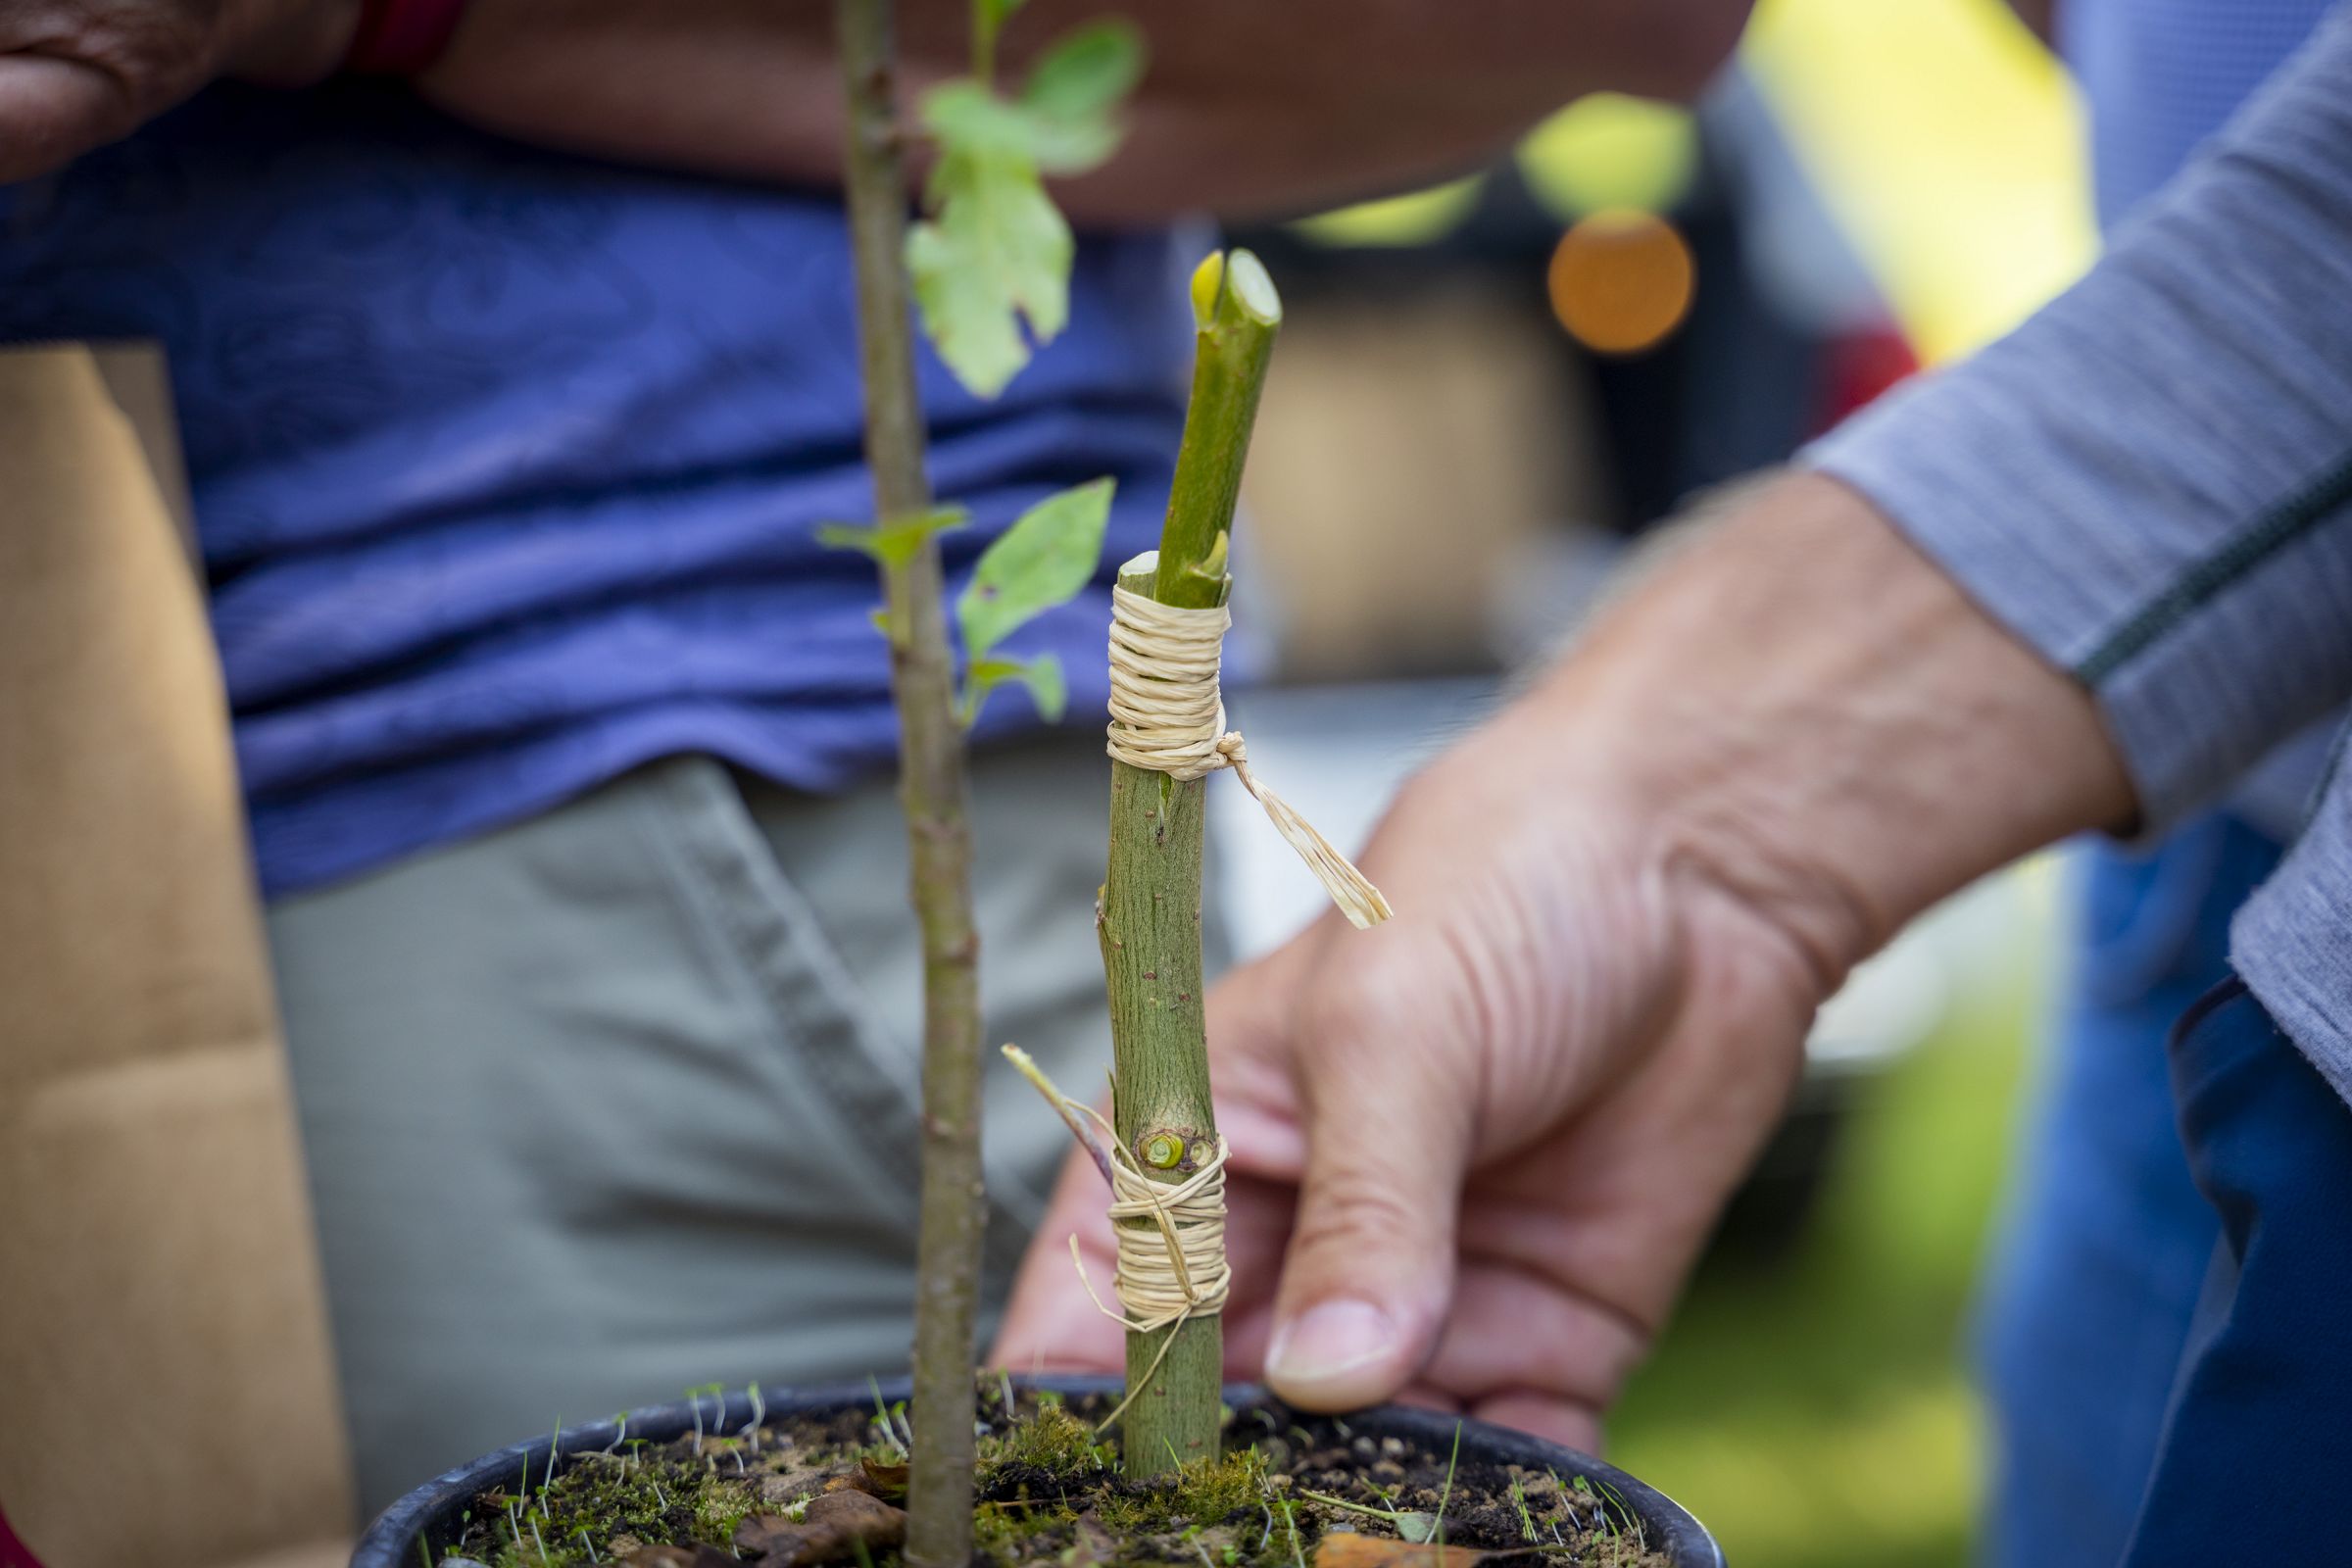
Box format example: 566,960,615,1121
1519,92,1700,219
1546,210,1696,355
1291,177,1483,248
1742,0,2096,361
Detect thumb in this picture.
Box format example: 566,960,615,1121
1263,945,1474,1411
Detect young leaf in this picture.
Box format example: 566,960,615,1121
906,145,1070,400
906,24,1144,398
957,477,1113,660
961,652,1067,727
1014,653,1066,721
1021,20,1145,153
1012,21,1145,172
817,506,970,569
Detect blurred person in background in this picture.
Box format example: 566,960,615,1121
1001,6,2352,1567
0,0,1737,1511
1960,6,2347,1567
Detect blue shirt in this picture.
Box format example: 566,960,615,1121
0,83,1195,895
2062,0,2341,846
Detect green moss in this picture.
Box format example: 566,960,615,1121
980,1399,1116,1485
973,1497,1081,1563
1095,1447,1267,1536
441,1398,1671,1568
436,1438,816,1568
1176,1447,1269,1523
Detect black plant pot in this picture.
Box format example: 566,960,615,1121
352,1376,1722,1568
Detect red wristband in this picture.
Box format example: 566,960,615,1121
343,0,470,75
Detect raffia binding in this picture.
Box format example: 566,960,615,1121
1104,584,1392,928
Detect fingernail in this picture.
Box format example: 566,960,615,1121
1267,1299,1397,1401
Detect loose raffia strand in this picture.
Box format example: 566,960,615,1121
1105,586,1392,928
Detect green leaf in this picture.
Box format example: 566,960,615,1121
962,652,1067,727
1014,21,1144,172
921,80,1043,163
957,477,1113,660
906,143,1070,399
817,506,969,569
908,24,1141,398
1014,653,1066,721
1021,20,1144,142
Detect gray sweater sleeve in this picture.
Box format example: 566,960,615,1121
1804,2,2352,833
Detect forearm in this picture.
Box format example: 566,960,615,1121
416,0,1751,222
1810,3,2352,833
1504,472,2133,989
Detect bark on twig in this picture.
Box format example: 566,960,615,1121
833,1,983,1560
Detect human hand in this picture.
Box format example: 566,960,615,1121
993,473,2132,1447
0,0,356,181
995,697,1824,1449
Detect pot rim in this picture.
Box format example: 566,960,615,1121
353,1375,1723,1568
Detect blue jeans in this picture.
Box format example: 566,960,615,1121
1980,813,2352,1565
2116,976,2352,1563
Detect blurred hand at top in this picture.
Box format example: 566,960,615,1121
992,473,2132,1447
0,0,356,181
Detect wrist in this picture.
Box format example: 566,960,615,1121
1518,470,2134,991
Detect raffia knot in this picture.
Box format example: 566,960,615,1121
1105,583,1392,928
1102,1139,1232,1332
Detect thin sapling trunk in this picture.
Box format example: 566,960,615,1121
832,0,984,1560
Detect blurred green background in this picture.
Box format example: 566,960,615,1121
1608,867,2061,1568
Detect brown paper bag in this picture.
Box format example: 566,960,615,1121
0,345,354,1568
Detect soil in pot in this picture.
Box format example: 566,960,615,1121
421,1386,1673,1568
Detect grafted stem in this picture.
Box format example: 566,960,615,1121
1102,250,1282,1476
832,1,983,1561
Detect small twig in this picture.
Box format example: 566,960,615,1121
1002,1045,1114,1183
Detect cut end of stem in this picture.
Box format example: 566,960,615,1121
1223,249,1282,326
1190,248,1283,335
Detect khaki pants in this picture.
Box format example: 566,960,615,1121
270,741,1188,1513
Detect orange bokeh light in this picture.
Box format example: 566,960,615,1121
1546,209,1696,356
